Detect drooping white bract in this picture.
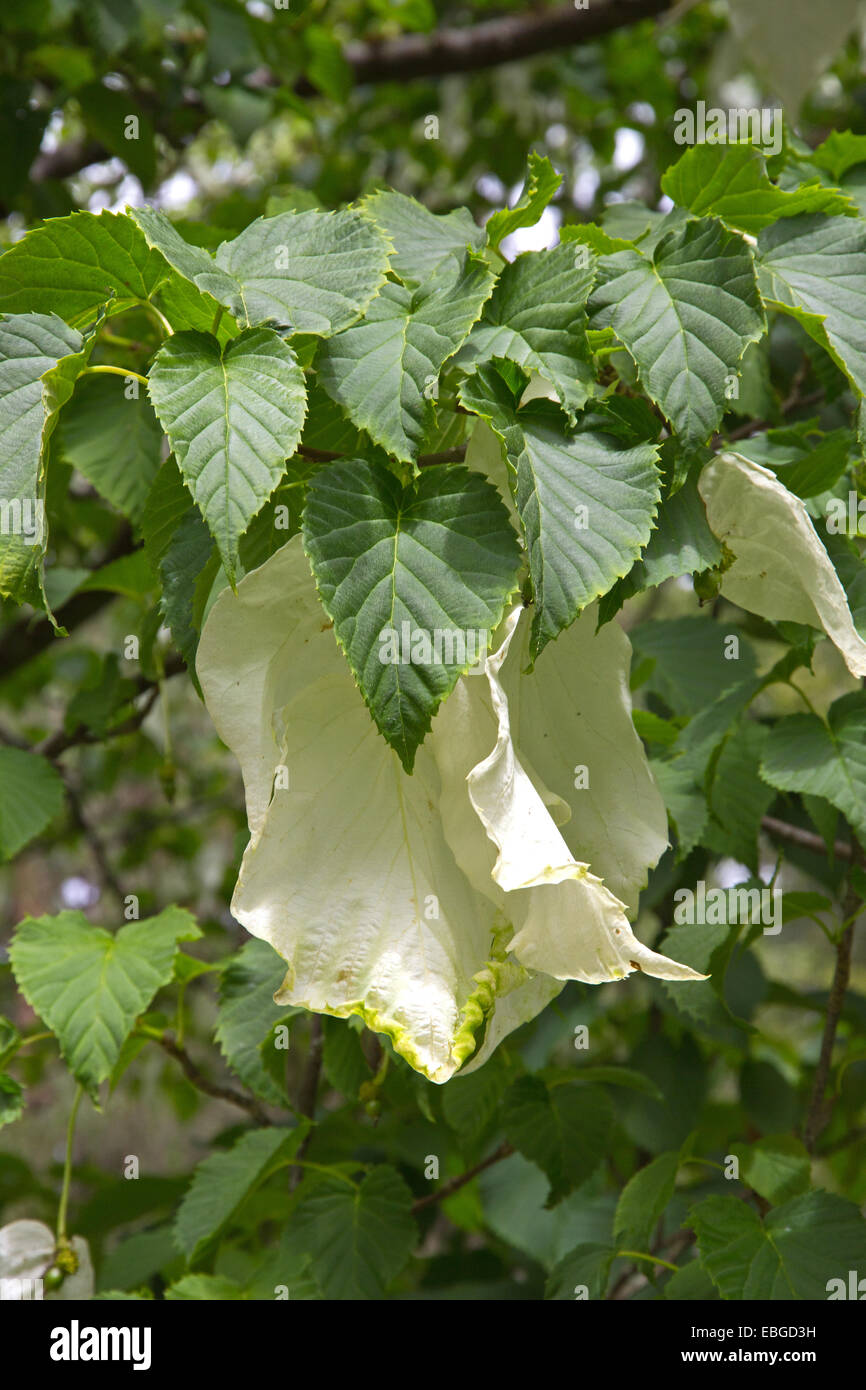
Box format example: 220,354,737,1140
197,536,701,1082
699,451,866,677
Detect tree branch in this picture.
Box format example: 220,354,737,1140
338,0,671,86
18,2,672,198
761,814,853,861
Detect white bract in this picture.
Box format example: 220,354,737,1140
197,537,702,1082
699,451,866,677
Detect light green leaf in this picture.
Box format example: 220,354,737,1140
589,218,765,446
811,131,866,182
165,1274,246,1300
486,152,561,253
0,1074,24,1129
290,1166,416,1299
147,327,306,583
503,1076,613,1207
214,208,391,336
661,143,854,234
456,241,597,419
215,939,295,1106
692,1191,866,1299
760,692,866,840
8,907,201,1094
461,369,660,658
0,748,65,859
0,312,82,602
757,214,866,397
317,253,495,462
174,1125,309,1266
363,189,485,287
699,451,866,678
53,374,163,522
302,458,521,772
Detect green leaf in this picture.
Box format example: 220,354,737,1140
658,921,751,1046
649,758,708,859
486,152,561,253
76,82,155,184
597,471,721,625
302,458,521,771
732,1136,812,1205
760,692,866,840
0,1075,24,1129
630,617,756,718
757,214,866,397
502,1076,613,1207
0,748,65,859
317,253,495,463
589,217,765,446
213,208,391,336
705,720,774,870
441,1052,511,1145
126,207,243,322
157,512,214,688
303,25,353,102
215,940,296,1107
663,1260,717,1300
289,1166,416,1299
174,1125,309,1266
8,907,201,1094
147,327,306,582
733,421,852,499
461,368,660,658
661,143,854,234
53,374,163,522
615,1150,679,1253
0,211,218,332
0,311,82,602
321,1019,370,1101
456,241,597,420
140,457,195,572
545,1243,615,1300
692,1191,866,1299
364,189,485,287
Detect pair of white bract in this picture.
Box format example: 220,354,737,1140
197,444,866,1082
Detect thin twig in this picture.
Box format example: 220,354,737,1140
411,1140,514,1213
290,1017,324,1189
804,848,863,1151
64,781,125,905
761,814,853,861
156,1033,272,1125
